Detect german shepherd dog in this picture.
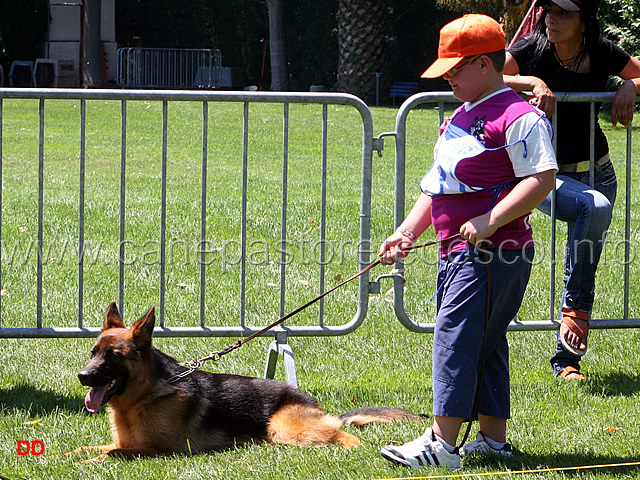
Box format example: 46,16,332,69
69,302,422,462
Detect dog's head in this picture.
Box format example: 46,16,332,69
78,302,155,413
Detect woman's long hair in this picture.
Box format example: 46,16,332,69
511,5,602,70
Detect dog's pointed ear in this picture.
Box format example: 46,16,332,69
103,301,126,330
130,305,155,351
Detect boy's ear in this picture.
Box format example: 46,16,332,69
103,301,126,330
130,306,156,351
479,55,491,71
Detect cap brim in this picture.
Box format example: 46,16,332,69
535,0,580,11
420,57,462,79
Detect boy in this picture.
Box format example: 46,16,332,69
378,14,557,469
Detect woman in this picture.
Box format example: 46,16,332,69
504,0,640,380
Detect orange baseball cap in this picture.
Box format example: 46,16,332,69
421,14,506,78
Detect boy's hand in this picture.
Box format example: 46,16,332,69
378,231,414,265
460,170,555,246
459,212,496,246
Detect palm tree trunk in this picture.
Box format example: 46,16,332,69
337,0,389,104
267,0,290,91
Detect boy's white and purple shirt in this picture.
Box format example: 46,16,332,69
420,88,557,256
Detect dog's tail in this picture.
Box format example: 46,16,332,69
339,407,427,426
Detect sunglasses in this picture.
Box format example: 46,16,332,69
446,55,481,76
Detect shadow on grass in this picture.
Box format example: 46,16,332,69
463,451,640,477
0,383,84,415
63,444,251,465
584,372,640,396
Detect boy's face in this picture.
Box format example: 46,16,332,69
442,55,495,103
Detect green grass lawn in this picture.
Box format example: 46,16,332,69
0,97,639,479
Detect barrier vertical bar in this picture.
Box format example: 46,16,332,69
159,101,168,326
240,102,249,327
78,99,86,328
172,50,178,87
200,101,208,327
133,49,140,87
119,100,127,314
319,104,328,326
624,123,632,319
147,50,153,87
279,103,289,318
0,99,2,325
37,99,45,328
549,111,558,322
393,100,407,244
166,50,171,87
589,102,595,188
357,94,374,318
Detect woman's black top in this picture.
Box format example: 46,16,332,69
509,36,629,164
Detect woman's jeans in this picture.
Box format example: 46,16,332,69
537,160,617,373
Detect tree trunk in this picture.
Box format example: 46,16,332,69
337,0,389,104
267,0,290,91
81,0,106,88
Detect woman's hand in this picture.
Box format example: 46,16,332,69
530,79,556,118
611,80,637,127
504,53,556,118
612,57,640,127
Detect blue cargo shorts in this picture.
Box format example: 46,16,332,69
432,246,533,419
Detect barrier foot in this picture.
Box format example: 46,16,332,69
264,336,298,388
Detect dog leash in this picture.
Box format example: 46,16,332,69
169,234,461,382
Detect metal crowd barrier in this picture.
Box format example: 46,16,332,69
0,88,378,387
385,91,638,333
117,48,223,89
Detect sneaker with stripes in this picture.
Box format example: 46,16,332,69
380,428,461,469
459,431,513,457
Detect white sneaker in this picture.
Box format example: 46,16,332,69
380,428,461,469
459,431,513,457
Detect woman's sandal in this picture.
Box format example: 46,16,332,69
557,365,585,380
559,307,590,356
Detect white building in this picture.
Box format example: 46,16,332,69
44,0,117,86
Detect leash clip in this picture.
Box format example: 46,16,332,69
181,359,204,370
168,360,203,383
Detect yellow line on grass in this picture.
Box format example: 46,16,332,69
371,461,640,480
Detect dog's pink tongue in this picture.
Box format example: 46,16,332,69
85,385,109,413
